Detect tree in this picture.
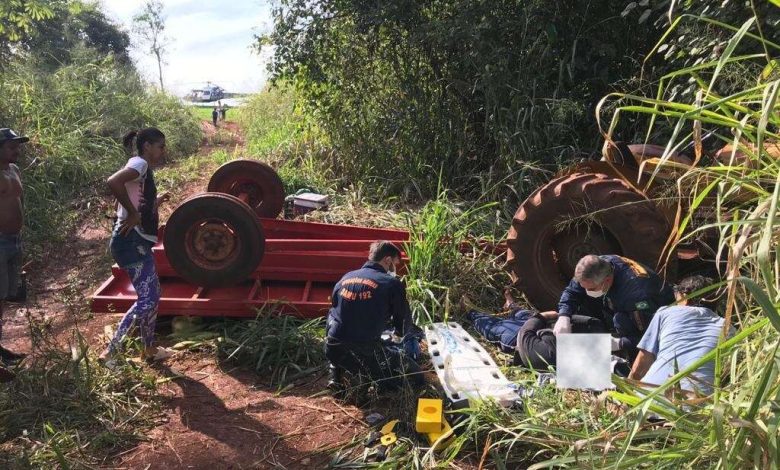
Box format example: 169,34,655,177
21,1,131,70
1,1,131,70
133,0,169,91
263,0,664,201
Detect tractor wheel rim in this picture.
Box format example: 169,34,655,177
184,219,241,269
550,226,621,279
227,180,264,210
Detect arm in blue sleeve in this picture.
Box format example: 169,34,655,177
391,280,413,336
636,310,662,355
558,278,586,318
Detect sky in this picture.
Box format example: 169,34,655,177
100,0,274,96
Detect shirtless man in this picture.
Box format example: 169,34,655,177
0,128,29,382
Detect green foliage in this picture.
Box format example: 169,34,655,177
18,1,131,70
0,0,59,44
217,310,326,387
238,86,334,194
1,1,131,70
403,191,503,325
264,0,661,205
0,51,201,256
0,329,159,468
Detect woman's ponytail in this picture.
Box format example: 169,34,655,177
121,128,165,155
122,130,139,152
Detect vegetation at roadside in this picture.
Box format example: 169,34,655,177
0,1,201,257
238,3,780,468
237,87,333,195
0,327,160,468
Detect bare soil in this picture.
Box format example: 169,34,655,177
2,121,374,469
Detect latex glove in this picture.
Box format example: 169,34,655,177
611,336,622,351
553,316,572,335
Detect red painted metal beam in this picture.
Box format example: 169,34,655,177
91,218,412,318
91,270,333,318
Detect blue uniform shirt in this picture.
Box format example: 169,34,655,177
558,255,675,351
326,261,412,343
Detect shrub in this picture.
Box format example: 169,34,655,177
0,52,201,255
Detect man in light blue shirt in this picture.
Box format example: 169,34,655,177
629,275,734,395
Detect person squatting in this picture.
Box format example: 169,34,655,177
468,254,732,396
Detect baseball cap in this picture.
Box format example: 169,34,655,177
0,128,30,144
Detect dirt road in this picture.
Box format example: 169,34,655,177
3,121,371,469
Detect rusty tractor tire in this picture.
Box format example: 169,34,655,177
506,172,674,310
164,192,265,287
207,159,285,219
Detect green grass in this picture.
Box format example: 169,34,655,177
191,105,236,123
0,327,160,468
0,53,201,259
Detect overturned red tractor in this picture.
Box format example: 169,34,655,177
505,140,780,310
91,159,409,318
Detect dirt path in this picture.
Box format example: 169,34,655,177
4,121,371,469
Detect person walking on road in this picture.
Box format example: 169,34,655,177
211,107,219,127
100,128,172,364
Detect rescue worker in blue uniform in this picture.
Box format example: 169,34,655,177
552,254,675,362
325,241,423,395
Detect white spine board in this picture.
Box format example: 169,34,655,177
424,322,518,407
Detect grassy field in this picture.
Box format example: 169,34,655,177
190,105,236,123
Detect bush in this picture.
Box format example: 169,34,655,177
264,0,662,207
0,51,201,255
237,86,334,195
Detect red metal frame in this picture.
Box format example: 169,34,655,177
90,218,411,318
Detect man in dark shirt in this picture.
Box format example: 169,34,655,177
553,254,675,362
466,289,604,370
325,241,423,395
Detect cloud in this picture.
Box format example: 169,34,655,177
99,0,272,95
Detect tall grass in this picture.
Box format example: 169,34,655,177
237,85,334,195
0,328,159,468
0,52,201,256
339,9,780,470
402,189,503,325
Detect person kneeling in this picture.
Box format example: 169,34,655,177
629,275,735,396
325,241,423,396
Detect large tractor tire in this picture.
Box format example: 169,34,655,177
164,193,265,287
506,172,673,310
207,159,285,219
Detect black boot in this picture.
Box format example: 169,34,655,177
327,363,346,397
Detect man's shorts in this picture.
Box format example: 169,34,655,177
0,234,22,300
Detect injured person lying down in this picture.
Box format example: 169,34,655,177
464,289,607,371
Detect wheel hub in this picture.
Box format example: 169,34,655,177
186,221,239,268
551,226,620,278
229,181,263,208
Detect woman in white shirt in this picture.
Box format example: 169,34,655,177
100,128,172,364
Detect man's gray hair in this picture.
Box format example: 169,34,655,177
574,255,613,283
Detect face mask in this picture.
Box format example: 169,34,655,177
585,289,605,298
388,266,397,278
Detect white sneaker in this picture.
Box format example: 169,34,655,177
149,347,175,362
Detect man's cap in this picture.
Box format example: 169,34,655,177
0,128,29,144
